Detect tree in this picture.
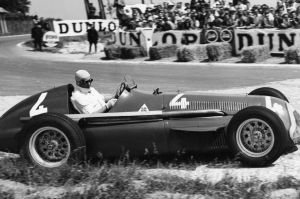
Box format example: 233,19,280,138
0,0,31,15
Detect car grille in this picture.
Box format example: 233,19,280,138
170,101,248,112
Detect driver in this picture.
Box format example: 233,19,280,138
71,70,117,114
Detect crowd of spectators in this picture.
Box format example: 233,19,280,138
113,0,300,31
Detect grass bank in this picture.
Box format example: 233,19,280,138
0,157,299,198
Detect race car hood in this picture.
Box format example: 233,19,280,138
163,92,300,145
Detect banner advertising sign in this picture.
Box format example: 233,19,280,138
53,19,119,37
111,31,143,47
234,28,300,54
152,30,202,46
204,29,219,43
124,4,155,17
107,28,235,54
220,29,233,43
109,28,154,53
43,31,60,47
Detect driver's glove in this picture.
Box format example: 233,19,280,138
106,98,117,109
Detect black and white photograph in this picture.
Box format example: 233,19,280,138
1,0,300,198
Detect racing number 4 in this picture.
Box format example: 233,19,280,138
29,92,48,117
170,94,190,109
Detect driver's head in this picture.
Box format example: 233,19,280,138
75,70,93,89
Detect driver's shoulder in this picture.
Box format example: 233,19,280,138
90,87,105,99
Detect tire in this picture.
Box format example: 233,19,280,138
227,106,287,167
21,113,86,168
249,87,289,102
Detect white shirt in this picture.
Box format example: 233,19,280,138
71,86,107,114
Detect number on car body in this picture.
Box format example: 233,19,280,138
29,92,48,117
169,94,190,109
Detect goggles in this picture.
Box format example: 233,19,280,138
79,78,93,85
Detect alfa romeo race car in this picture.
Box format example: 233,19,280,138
0,76,299,168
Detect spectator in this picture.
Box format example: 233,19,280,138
234,10,255,28
166,17,176,29
113,0,127,26
277,1,288,15
32,15,39,25
278,13,292,28
205,10,216,28
263,7,275,28
287,0,297,12
290,10,300,27
190,12,200,29
183,17,192,29
176,18,185,30
274,10,282,27
31,23,43,51
236,0,248,11
212,0,222,9
87,24,99,53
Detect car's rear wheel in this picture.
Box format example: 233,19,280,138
248,87,289,102
21,113,86,168
227,106,286,167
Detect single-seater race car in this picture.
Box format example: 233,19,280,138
0,76,299,168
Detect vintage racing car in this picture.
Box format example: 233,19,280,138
0,76,299,168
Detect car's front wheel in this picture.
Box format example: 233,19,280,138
21,113,86,168
227,106,287,167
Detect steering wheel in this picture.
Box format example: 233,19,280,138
115,82,126,99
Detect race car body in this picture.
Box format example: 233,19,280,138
0,77,299,168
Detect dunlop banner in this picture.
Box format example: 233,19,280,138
234,28,300,54
53,19,119,37
152,30,202,46
110,31,144,46
107,28,233,51
109,28,154,53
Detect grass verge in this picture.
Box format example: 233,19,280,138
0,158,299,198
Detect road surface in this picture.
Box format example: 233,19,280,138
1,35,300,96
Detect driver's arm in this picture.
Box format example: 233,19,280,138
71,95,107,114
91,88,117,111
103,93,115,102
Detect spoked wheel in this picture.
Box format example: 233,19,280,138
22,113,86,168
236,118,275,158
29,126,71,168
227,106,287,167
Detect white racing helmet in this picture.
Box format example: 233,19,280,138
75,70,93,88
